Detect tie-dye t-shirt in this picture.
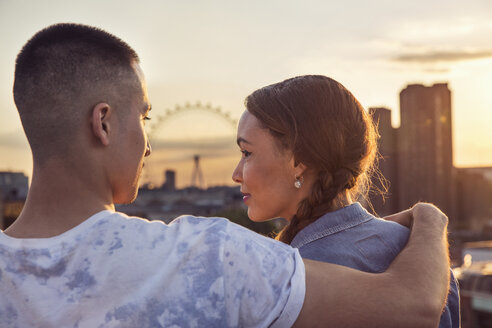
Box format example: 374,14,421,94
0,211,305,327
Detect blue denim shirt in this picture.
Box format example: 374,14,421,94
291,202,460,328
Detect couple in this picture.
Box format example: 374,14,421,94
0,23,453,327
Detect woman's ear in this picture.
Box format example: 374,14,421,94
291,157,308,177
91,103,112,146
294,162,308,178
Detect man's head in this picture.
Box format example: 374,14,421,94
13,23,152,203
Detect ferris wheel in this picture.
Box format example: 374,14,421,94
143,101,239,189
147,101,238,134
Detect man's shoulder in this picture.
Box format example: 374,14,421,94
104,212,263,250
105,211,231,233
98,211,296,266
112,211,230,226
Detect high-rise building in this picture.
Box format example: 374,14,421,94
397,83,455,221
162,169,176,190
368,107,398,216
0,171,29,200
455,168,492,231
0,171,29,229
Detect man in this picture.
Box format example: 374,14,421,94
0,23,449,327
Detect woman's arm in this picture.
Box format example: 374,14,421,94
294,203,449,328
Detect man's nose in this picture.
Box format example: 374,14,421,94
145,139,152,157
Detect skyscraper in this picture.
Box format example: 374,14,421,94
398,83,454,221
368,107,398,216
163,169,176,190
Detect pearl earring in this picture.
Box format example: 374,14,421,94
294,176,304,189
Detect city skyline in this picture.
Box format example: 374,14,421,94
1,0,492,187
3,80,491,190
369,84,456,221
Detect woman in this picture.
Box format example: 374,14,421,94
232,75,459,327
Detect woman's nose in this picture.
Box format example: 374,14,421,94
232,164,242,183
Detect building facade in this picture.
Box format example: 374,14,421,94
397,83,455,221
0,171,29,229
368,107,399,216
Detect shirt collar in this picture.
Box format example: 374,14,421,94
290,202,374,248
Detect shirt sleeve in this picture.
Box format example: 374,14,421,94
438,269,460,328
221,221,306,328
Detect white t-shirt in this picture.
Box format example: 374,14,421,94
0,211,305,327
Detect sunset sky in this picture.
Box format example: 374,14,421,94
1,0,492,188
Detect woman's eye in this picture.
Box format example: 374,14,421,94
143,116,151,121
241,150,252,157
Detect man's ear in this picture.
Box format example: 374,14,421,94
91,103,112,146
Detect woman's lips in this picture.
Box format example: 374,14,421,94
242,193,251,202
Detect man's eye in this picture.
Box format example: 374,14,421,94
241,150,252,157
143,116,151,121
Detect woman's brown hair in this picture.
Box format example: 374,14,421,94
245,75,379,244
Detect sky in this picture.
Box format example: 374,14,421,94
1,0,492,188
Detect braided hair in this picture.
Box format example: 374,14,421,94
245,75,378,244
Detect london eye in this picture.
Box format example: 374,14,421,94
142,101,239,189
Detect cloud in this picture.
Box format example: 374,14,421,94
421,67,451,74
145,136,238,165
148,149,236,165
150,136,236,151
392,49,492,63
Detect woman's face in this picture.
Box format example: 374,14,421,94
232,111,307,222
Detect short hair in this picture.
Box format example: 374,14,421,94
245,75,379,244
13,23,140,163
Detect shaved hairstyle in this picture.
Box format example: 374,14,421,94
13,23,141,164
